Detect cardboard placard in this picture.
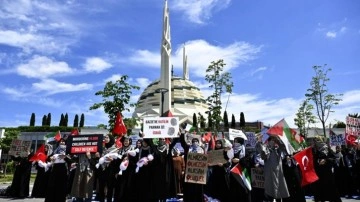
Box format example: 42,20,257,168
185,153,208,184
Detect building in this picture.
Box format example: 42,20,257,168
132,0,209,125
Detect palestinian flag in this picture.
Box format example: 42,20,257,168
230,163,252,191
267,119,299,154
45,130,61,142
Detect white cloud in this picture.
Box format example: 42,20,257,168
104,74,122,83
32,79,93,94
83,57,112,73
173,0,231,24
17,55,73,79
126,39,261,78
136,78,152,89
326,31,337,38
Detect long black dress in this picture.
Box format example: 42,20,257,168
282,157,306,202
9,154,32,198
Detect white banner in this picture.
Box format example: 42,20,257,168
228,128,247,140
143,117,179,138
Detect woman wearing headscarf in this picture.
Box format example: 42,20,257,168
96,134,117,202
206,139,231,202
180,132,205,202
311,136,341,202
172,147,185,195
45,138,71,202
31,144,53,198
282,154,306,202
9,150,33,198
114,136,137,202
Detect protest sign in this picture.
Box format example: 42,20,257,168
184,133,202,145
185,153,208,184
229,128,247,140
207,149,227,166
251,167,265,189
66,134,103,154
8,139,32,157
245,132,256,147
329,130,345,146
143,117,179,138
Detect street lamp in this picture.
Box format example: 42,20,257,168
155,88,169,116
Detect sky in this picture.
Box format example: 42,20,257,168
0,0,359,129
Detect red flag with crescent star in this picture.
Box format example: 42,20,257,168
293,147,318,186
113,112,127,136
29,144,47,162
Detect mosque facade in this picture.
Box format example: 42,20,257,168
132,0,209,124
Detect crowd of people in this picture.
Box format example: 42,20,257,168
3,129,360,202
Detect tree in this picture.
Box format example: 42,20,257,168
207,111,213,130
332,121,346,128
240,112,245,129
231,114,236,128
29,113,35,126
294,100,317,139
64,113,69,127
59,113,65,126
80,113,85,127
305,65,342,137
89,75,140,132
223,111,229,131
205,59,233,133
46,113,51,126
193,113,198,128
42,115,47,126
73,114,79,127
123,117,138,135
348,113,360,118
198,113,206,129
0,129,20,155
97,124,107,129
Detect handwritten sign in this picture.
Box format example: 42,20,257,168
143,117,179,138
8,139,32,157
66,134,103,154
185,153,208,184
184,133,202,145
207,149,227,166
228,128,247,140
346,116,360,136
329,131,345,146
245,132,256,148
251,167,265,189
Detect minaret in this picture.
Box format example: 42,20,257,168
159,0,172,115
183,45,189,80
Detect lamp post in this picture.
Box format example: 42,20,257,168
155,88,169,116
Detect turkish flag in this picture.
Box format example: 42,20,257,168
71,128,79,136
29,144,47,162
113,112,127,136
293,147,319,186
345,133,357,146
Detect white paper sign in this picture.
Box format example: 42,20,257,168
143,117,179,138
228,128,247,140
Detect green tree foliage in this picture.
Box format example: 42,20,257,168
0,129,20,154
42,115,47,126
205,59,233,132
348,113,360,118
332,121,346,128
193,113,198,128
30,113,35,126
123,118,138,135
240,112,245,129
223,111,229,131
89,75,140,132
294,100,317,138
73,114,79,127
305,65,342,137
59,113,65,126
46,113,51,126
231,114,236,128
80,113,85,127
198,113,206,129
207,111,213,130
64,113,69,127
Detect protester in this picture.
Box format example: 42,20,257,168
9,151,33,198
70,151,97,202
45,138,71,202
180,132,205,202
31,144,53,198
311,136,341,202
261,136,290,202
172,147,185,195
282,154,306,202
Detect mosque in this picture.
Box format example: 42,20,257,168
132,0,209,124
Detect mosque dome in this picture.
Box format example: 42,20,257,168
132,76,209,124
